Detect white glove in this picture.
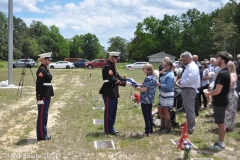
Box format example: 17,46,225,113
37,100,44,105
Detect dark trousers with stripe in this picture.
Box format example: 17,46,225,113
102,95,118,133
141,103,153,134
37,97,51,139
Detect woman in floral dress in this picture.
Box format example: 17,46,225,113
225,61,238,131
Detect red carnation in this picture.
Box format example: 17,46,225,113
134,93,140,104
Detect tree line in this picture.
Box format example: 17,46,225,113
0,0,239,62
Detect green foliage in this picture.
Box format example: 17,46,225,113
22,38,39,58
212,3,237,52
81,33,102,60
69,35,84,58
0,12,8,60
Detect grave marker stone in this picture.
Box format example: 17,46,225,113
94,140,115,149
93,119,104,125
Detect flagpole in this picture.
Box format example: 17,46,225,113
8,0,13,85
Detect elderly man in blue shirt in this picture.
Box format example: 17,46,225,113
177,51,200,134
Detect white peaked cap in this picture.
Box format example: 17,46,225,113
39,52,52,59
108,52,121,57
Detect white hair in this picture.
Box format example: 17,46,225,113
180,51,192,59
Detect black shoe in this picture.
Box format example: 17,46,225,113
37,135,51,141
113,130,119,133
108,132,117,135
188,130,194,134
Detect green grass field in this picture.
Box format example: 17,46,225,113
0,62,240,160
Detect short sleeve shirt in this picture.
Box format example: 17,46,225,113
212,68,230,107
140,75,157,104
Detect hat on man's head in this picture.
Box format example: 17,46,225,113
39,52,53,60
108,52,121,58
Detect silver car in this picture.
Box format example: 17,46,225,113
125,62,149,69
13,59,36,68
48,61,75,69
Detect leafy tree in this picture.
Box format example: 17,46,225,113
0,11,8,60
57,36,69,60
81,33,101,60
159,14,181,57
13,16,28,54
97,46,107,59
180,9,201,55
212,4,237,52
28,20,49,38
69,35,84,58
21,38,39,58
179,9,215,59
129,16,161,61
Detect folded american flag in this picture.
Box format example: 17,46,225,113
126,78,139,87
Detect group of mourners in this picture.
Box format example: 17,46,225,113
99,51,238,152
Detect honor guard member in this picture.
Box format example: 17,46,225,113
99,52,126,135
36,52,54,140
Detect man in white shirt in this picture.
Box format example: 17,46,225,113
177,51,200,134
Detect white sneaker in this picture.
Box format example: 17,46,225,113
209,142,225,151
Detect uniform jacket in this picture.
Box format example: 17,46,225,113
36,64,54,100
99,60,126,97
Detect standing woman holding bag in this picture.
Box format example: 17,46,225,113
158,60,175,133
133,64,157,136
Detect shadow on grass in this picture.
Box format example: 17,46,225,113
235,122,240,128
195,149,215,157
156,129,182,136
85,132,106,138
85,131,145,139
15,138,37,146
204,120,214,123
207,128,218,134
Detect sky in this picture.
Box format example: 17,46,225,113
0,0,235,50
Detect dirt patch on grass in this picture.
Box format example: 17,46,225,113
0,81,72,155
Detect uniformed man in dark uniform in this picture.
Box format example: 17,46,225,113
99,52,126,135
36,52,54,140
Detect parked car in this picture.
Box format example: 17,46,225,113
85,59,107,69
125,62,149,69
13,59,36,68
73,59,89,68
48,61,75,69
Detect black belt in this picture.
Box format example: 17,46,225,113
181,87,194,89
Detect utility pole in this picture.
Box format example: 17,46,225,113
8,0,13,85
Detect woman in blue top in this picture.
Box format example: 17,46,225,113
158,60,175,133
133,64,157,136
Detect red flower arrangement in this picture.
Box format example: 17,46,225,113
131,93,140,105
